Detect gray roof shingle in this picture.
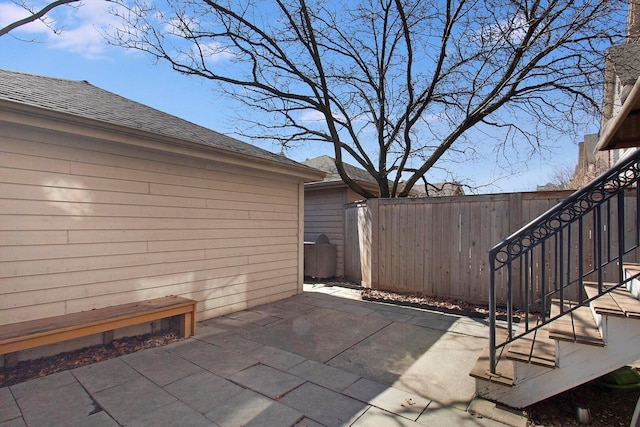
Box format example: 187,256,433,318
303,155,377,184
0,68,308,169
608,44,640,87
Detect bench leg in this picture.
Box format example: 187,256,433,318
4,352,19,368
177,312,193,338
162,312,195,338
103,330,114,345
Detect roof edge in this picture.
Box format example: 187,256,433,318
0,99,326,182
304,178,380,194
596,75,640,151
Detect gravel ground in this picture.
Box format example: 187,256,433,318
2,287,639,426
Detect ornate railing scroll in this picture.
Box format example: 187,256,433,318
488,147,640,374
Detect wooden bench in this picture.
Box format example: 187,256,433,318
0,296,197,364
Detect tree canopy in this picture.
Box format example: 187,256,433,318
107,0,626,197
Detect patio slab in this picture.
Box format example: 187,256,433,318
250,344,307,371
204,388,303,427
91,376,177,424
327,321,447,385
242,307,392,362
2,283,524,427
71,357,143,393
351,407,427,426
9,370,77,400
163,370,246,414
417,400,508,426
279,382,369,427
393,330,487,408
343,378,430,420
229,364,306,399
125,401,212,427
167,339,258,377
13,380,100,427
120,347,202,386
287,359,360,392
0,387,21,423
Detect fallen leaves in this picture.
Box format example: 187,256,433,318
0,330,182,388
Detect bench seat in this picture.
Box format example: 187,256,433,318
0,296,197,357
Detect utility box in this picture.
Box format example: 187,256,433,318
304,234,337,279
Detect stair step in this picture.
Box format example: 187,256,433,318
584,282,640,319
507,317,556,368
623,262,640,273
548,300,604,346
469,328,514,386
624,263,640,299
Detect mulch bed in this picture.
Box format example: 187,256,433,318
0,330,182,388
527,382,639,426
361,288,524,319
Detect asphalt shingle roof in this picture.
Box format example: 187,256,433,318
0,68,306,168
303,155,377,184
608,44,640,87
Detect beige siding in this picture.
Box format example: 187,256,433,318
1,122,303,324
304,186,363,277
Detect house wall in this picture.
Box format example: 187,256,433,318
304,186,362,278
0,121,304,325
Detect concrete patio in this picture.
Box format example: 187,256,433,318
0,283,528,427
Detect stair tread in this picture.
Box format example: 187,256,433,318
548,301,604,346
623,262,640,272
469,328,515,386
584,282,640,318
507,316,556,367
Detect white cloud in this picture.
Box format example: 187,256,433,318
299,110,326,122
195,41,235,63
471,12,530,46
299,109,348,123
50,1,125,58
0,0,127,59
0,2,51,33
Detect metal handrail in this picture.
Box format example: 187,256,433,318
488,147,640,374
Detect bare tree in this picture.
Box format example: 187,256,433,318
537,165,578,191
110,0,626,198
0,0,83,37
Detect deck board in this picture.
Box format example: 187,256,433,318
469,328,515,386
548,300,603,346
609,287,640,319
584,282,640,319
507,317,556,367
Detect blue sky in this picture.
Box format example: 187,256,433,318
0,1,594,193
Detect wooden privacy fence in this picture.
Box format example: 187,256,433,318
344,189,640,305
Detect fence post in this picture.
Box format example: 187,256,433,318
358,202,372,287
368,198,379,288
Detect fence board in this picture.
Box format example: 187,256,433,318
345,190,640,304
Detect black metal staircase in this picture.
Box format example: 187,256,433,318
487,147,640,375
